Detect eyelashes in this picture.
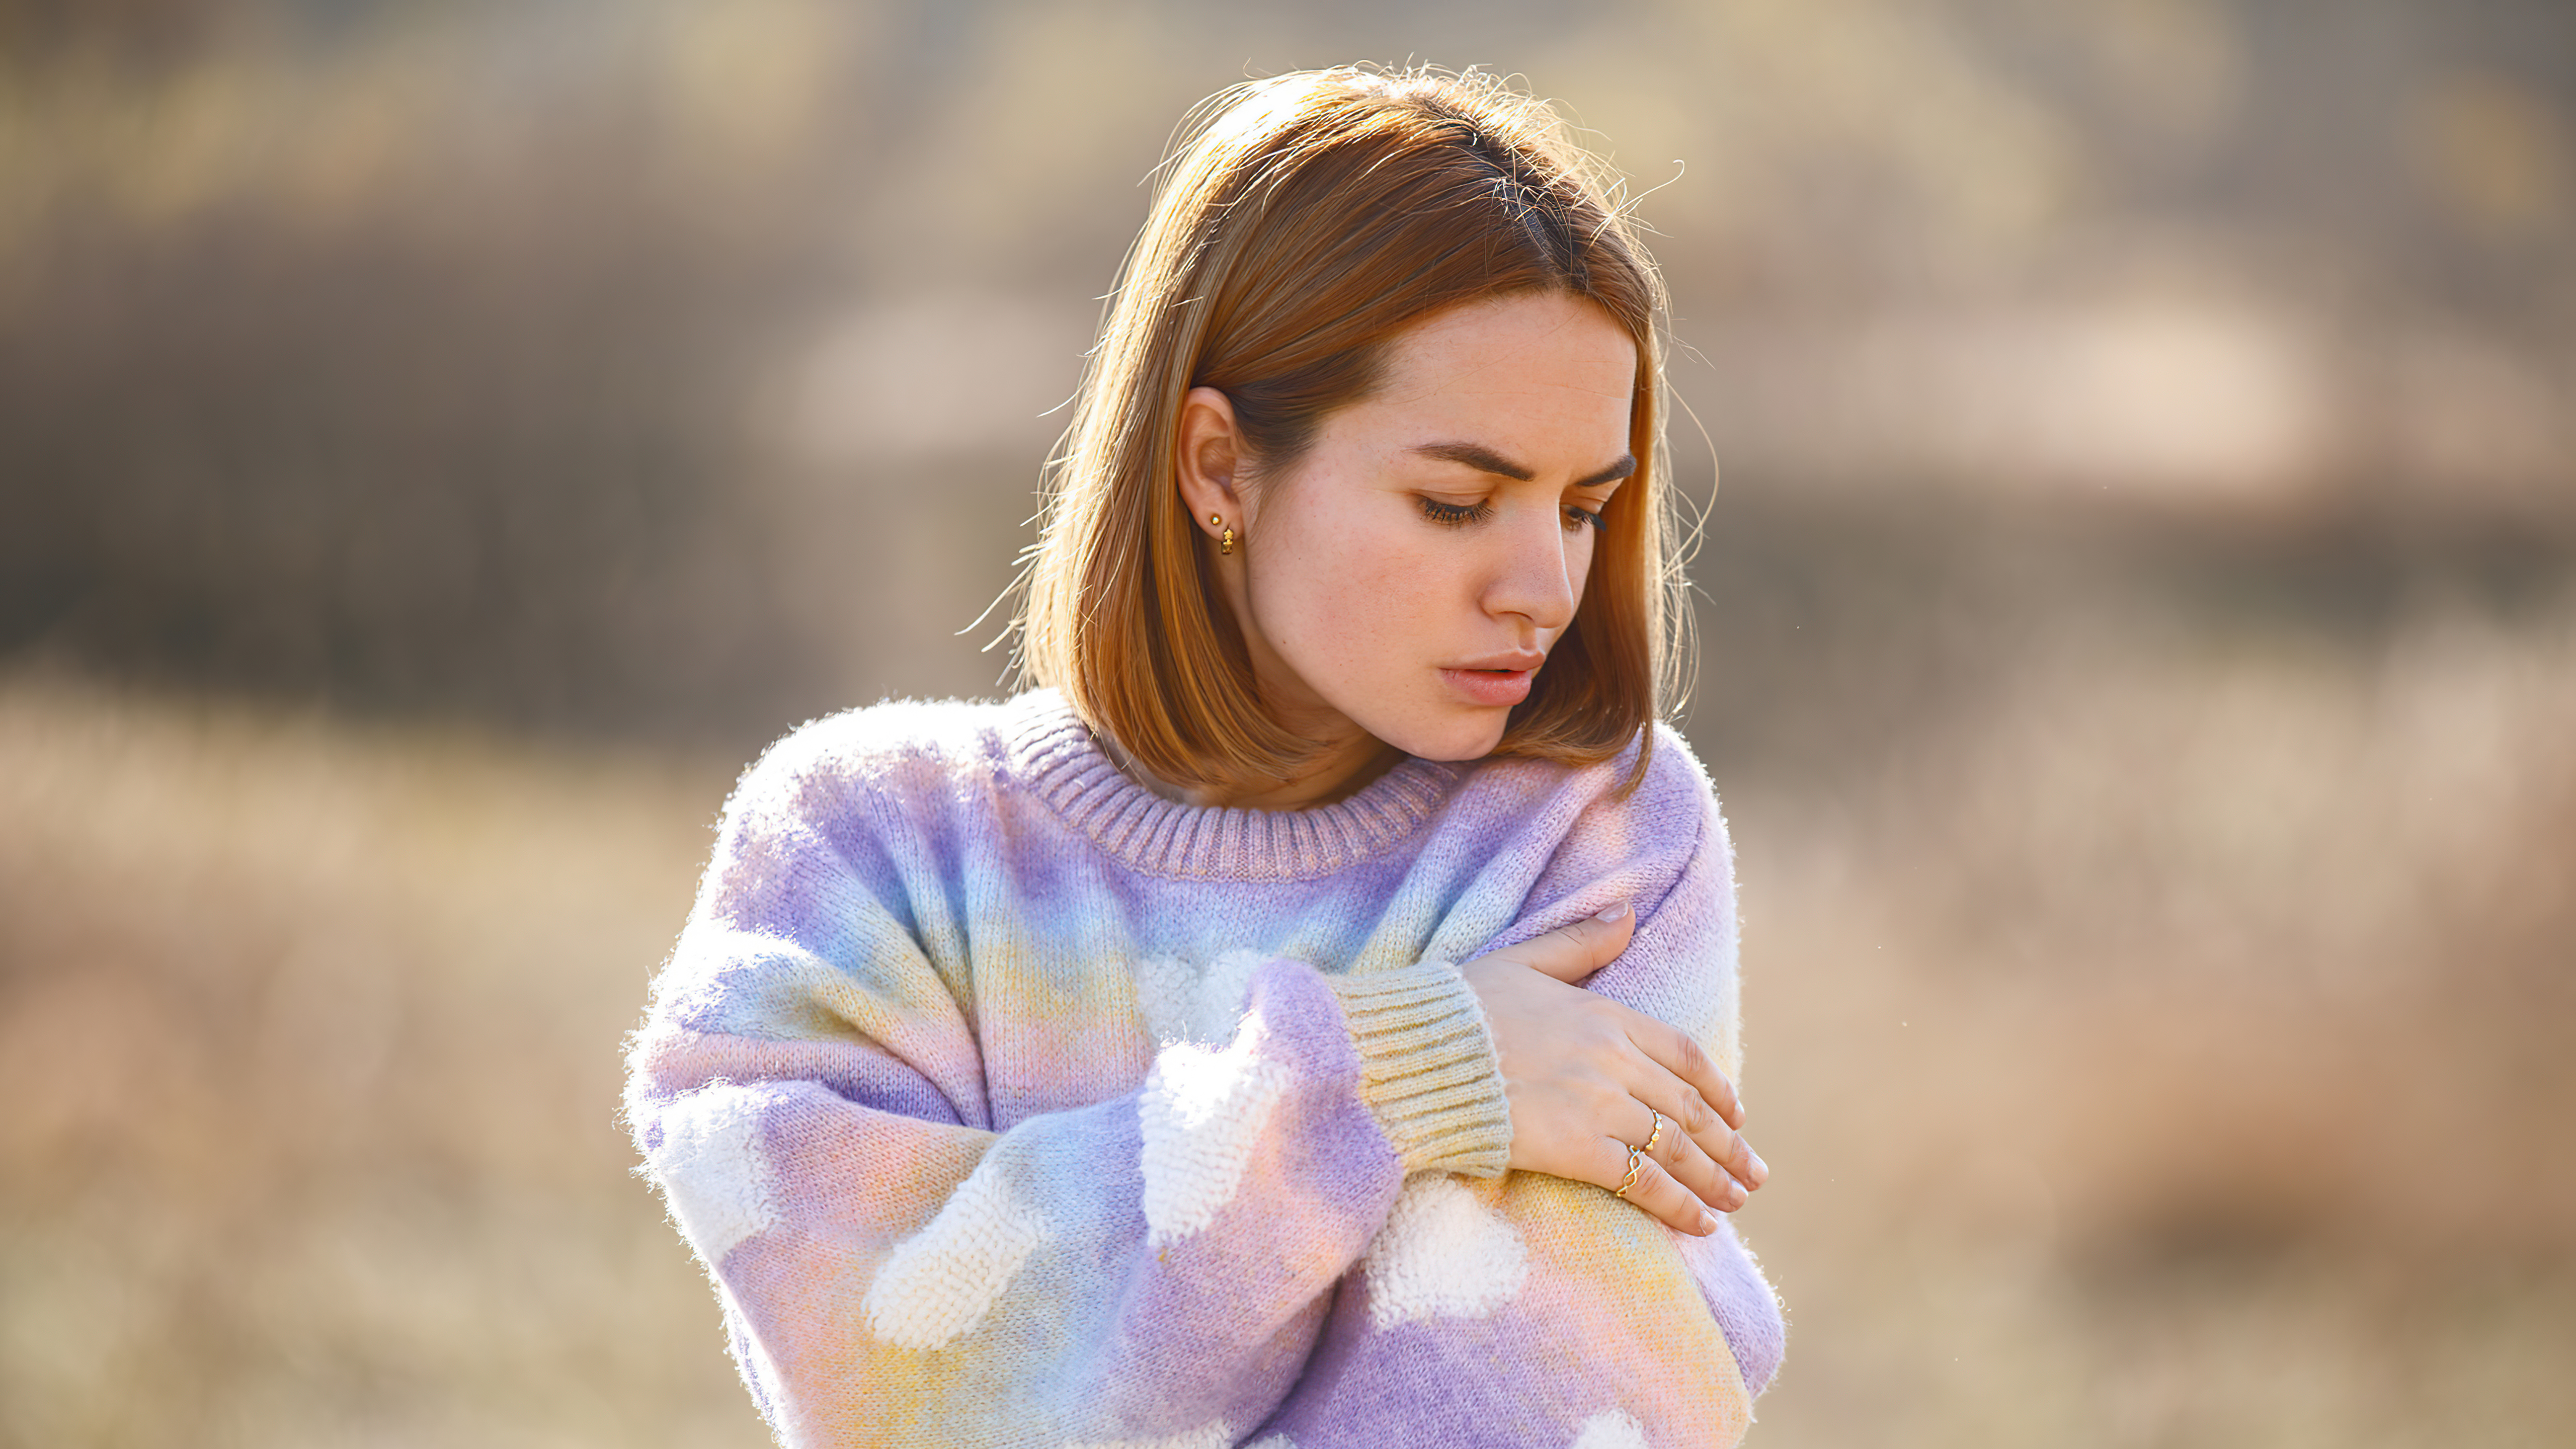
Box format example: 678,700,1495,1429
1417,497,1608,532
1418,498,1492,526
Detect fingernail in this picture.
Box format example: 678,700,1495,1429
1594,901,1630,922
1699,1210,1720,1233
1749,1151,1769,1182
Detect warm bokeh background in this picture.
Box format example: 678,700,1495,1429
4,1,2571,1444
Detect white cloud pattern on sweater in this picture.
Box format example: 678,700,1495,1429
1361,1175,1531,1329
1132,949,1269,1047
651,1084,779,1267
1571,1409,1653,1449
1139,1009,1290,1245
862,1153,1048,1350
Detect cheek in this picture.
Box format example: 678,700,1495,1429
1256,508,1450,664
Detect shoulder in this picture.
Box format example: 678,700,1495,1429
1568,720,1728,884
1445,721,1727,943
1464,719,1721,856
716,693,1049,845
1624,720,1724,834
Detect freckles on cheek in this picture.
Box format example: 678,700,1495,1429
1296,560,1393,668
1280,533,1436,675
1345,538,1448,615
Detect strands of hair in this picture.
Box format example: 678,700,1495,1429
1015,65,1684,797
1434,109,1594,294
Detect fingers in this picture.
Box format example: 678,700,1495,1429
1609,1008,1767,1198
1512,902,1636,985
1594,1133,1722,1235
1466,906,1775,1230
1635,1098,1752,1215
1611,1015,1766,1197
1625,1013,1743,1131
1634,1059,1767,1196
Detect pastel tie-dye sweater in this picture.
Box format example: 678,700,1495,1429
624,691,1785,1448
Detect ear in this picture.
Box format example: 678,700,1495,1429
1174,386,1248,541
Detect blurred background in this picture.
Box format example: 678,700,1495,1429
2,0,2570,1444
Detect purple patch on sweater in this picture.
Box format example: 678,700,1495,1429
1683,1216,1787,1395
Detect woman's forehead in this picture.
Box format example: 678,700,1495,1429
1347,294,1637,451
1384,294,1633,386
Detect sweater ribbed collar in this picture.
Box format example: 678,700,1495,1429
1001,691,1461,881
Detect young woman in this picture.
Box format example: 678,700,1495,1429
626,66,1785,1448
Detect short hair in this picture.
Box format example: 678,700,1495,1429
1019,65,1684,794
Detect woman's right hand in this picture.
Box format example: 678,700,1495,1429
1460,903,1767,1236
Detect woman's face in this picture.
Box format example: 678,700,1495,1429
1178,290,1638,796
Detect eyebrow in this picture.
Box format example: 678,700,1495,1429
1412,441,1636,488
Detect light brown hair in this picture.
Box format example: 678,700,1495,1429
1019,65,1683,793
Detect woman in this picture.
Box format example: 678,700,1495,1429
626,66,1785,1448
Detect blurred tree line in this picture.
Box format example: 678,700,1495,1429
0,0,2569,757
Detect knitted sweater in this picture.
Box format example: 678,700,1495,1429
624,691,1785,1449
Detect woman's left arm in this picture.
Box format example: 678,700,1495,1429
1258,778,1786,1449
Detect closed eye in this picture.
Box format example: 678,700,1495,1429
1418,497,1493,527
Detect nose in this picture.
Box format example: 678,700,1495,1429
1481,504,1581,636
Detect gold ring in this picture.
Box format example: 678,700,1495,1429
1641,1109,1666,1157
1614,1146,1646,1199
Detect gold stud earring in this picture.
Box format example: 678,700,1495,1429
1211,512,1235,555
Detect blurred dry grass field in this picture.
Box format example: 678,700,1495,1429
1725,574,2576,1447
4,569,2571,1447
0,674,767,1447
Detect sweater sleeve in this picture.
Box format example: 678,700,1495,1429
621,743,1511,1449
1254,750,1787,1449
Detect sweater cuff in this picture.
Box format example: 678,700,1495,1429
1326,961,1512,1178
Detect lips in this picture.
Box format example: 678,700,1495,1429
1440,657,1542,707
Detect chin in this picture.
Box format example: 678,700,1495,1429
1373,708,1511,764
